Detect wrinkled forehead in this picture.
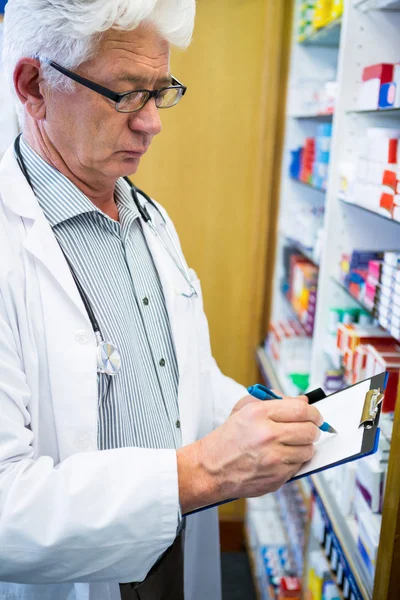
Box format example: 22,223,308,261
91,23,171,85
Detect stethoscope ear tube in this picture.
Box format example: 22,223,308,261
127,180,198,298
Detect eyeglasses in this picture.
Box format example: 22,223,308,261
42,59,187,113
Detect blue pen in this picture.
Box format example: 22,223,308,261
247,384,337,434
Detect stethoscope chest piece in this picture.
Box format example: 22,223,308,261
97,341,122,375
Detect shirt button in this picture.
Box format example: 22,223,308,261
176,420,181,429
75,329,91,344
143,297,149,306
159,358,166,367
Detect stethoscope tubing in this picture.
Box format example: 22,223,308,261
126,180,197,298
13,136,197,376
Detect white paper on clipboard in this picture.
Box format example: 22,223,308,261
295,378,372,478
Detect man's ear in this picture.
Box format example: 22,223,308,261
14,58,46,120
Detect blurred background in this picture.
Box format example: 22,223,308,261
135,0,292,389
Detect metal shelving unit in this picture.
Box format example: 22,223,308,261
258,2,400,599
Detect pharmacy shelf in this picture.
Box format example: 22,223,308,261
281,232,320,266
347,107,400,115
290,177,326,193
256,346,306,398
282,291,302,325
323,556,345,600
260,2,400,597
290,113,334,121
311,474,373,598
255,346,283,392
340,197,400,226
330,277,374,314
354,0,400,11
331,277,400,344
299,18,342,47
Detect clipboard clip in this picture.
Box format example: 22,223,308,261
359,388,384,429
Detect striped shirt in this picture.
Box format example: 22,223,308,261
20,137,182,452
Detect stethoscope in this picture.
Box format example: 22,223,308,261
123,177,198,300
14,135,197,378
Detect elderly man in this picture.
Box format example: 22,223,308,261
0,1,322,599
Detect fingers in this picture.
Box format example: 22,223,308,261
231,395,259,415
279,443,315,466
270,388,284,398
297,394,309,403
270,389,308,403
274,421,321,445
262,398,323,427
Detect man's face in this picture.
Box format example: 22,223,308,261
42,23,169,180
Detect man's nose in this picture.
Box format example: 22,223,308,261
129,98,162,137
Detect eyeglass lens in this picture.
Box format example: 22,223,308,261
116,87,184,113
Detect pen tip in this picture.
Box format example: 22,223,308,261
328,425,338,434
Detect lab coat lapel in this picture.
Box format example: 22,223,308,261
0,146,88,322
141,214,190,376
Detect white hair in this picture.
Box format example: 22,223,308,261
2,0,195,123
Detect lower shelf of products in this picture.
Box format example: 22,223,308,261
252,346,392,599
310,474,372,599
245,474,372,600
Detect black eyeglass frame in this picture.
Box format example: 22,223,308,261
41,58,187,113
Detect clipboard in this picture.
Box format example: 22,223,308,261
291,371,386,480
184,372,387,516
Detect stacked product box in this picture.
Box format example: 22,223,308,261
246,496,301,600
308,489,365,599
368,251,400,339
283,204,325,260
324,414,393,581
266,321,312,394
288,77,337,117
336,321,400,410
305,550,341,600
323,305,373,392
297,0,343,42
313,124,332,190
338,127,400,220
358,62,400,111
265,319,311,396
339,250,383,302
275,483,308,577
288,254,319,335
289,124,332,190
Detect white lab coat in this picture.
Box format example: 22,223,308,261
0,145,247,600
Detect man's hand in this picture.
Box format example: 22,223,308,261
177,397,322,514
230,390,308,415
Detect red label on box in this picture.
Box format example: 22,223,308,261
362,63,394,83
380,193,394,213
383,169,397,190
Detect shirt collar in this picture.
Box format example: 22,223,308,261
20,136,140,227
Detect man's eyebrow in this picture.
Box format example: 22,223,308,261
115,73,173,86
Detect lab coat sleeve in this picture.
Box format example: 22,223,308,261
155,204,247,428
0,290,180,584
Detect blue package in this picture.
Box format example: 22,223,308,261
379,82,396,109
